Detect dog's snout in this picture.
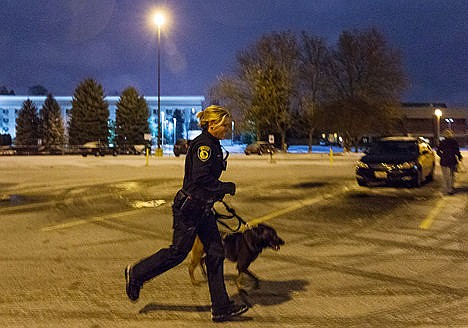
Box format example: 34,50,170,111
269,236,285,251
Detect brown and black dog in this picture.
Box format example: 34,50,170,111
188,223,285,291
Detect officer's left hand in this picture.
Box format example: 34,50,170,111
222,182,236,196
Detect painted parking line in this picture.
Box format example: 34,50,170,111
246,186,355,228
41,186,354,232
41,200,166,232
419,198,445,230
41,209,142,232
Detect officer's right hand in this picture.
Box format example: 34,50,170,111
223,182,236,196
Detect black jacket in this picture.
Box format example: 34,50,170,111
182,129,231,201
437,138,462,168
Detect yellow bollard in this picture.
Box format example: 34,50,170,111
145,148,149,166
269,150,276,164
155,148,163,157
329,147,333,165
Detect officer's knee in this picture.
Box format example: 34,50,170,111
168,244,191,264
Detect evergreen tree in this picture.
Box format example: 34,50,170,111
39,94,64,149
68,78,110,145
115,87,150,148
15,99,39,146
173,109,185,140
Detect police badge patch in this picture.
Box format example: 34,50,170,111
197,145,211,161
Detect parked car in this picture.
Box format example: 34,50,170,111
80,141,118,157
38,145,64,155
355,136,435,187
118,144,146,155
244,141,277,155
173,138,190,157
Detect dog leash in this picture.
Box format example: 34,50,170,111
213,201,248,232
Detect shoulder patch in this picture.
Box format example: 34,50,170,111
197,145,211,162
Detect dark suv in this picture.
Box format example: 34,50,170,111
356,136,435,187
244,141,277,155
80,141,118,157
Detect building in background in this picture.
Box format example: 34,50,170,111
0,95,204,147
2,96,467,148
401,103,468,147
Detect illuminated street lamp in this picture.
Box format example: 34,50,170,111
153,12,165,156
434,108,442,147
173,117,177,144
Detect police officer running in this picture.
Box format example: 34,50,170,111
125,105,248,322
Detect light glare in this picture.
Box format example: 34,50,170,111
153,12,165,26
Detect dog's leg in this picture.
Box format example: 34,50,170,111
199,254,207,279
236,269,260,292
188,236,206,286
245,269,260,289
188,252,200,286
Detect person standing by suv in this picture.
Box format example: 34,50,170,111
437,129,463,195
124,105,248,322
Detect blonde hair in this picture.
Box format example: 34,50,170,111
196,105,231,129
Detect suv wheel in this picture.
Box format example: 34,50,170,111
413,170,423,188
357,179,367,187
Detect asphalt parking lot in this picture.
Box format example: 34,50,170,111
0,153,467,327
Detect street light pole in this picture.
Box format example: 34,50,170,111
231,120,234,145
173,117,176,145
153,13,164,156
434,108,442,147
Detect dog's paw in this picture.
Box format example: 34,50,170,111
236,273,259,292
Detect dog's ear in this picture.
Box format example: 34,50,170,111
254,224,263,232
259,224,276,238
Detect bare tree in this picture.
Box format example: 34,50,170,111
28,85,49,95
326,28,407,151
297,32,331,152
209,31,300,150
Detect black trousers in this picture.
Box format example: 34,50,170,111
131,190,232,313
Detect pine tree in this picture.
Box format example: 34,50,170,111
39,94,64,149
68,78,110,145
15,99,39,146
115,87,150,149
173,109,185,140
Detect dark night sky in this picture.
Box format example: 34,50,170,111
1,0,467,106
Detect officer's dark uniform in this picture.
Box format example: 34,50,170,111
131,128,235,314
